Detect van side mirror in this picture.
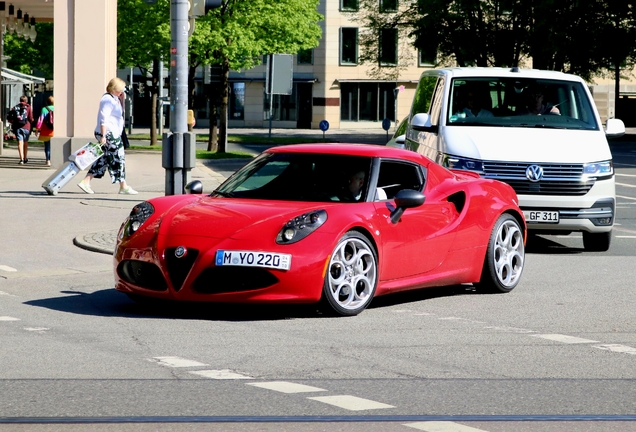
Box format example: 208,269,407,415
605,118,625,138
410,113,437,133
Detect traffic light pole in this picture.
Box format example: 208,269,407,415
164,0,193,195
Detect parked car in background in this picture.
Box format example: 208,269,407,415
404,67,624,251
115,144,526,317
386,116,408,148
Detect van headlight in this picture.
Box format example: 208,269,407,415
444,155,484,174
583,160,613,180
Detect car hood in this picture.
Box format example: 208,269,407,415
158,197,330,239
442,126,612,163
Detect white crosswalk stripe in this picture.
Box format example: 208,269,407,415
190,370,253,379
149,356,208,368
404,421,490,432
307,395,394,411
247,381,326,394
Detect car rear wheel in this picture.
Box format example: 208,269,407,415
322,231,378,316
476,214,525,293
582,231,611,252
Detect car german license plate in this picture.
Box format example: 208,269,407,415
523,210,559,223
215,250,292,270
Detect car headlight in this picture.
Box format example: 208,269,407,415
444,155,484,173
276,210,327,244
123,201,154,238
583,160,613,180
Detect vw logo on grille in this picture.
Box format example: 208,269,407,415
174,246,187,259
526,165,544,182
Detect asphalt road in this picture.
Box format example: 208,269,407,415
0,139,635,432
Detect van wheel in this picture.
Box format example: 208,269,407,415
583,231,611,252
475,214,525,293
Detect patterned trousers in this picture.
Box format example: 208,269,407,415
87,131,126,184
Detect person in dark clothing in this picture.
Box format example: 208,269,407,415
9,96,34,164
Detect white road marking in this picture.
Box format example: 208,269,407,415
616,236,636,238
616,182,636,188
484,326,535,334
24,327,50,333
404,421,490,432
414,312,435,316
307,395,394,411
247,381,327,393
439,317,485,324
593,344,636,355
392,309,416,313
616,173,636,177
0,265,17,272
531,334,599,344
0,316,20,321
190,369,253,380
617,194,636,201
149,356,208,368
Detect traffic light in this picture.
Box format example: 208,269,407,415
190,0,222,17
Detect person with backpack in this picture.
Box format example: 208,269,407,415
8,96,34,164
35,96,54,166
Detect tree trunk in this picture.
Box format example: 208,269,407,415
208,95,218,152
218,59,230,154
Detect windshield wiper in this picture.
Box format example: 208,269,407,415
212,190,234,198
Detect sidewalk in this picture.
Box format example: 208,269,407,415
0,127,390,260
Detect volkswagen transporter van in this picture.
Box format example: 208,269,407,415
405,67,625,251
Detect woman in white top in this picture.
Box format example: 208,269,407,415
77,77,137,195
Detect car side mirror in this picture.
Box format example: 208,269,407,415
605,118,625,139
410,113,437,133
185,180,203,195
390,189,426,224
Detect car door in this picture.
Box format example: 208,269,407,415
372,159,458,281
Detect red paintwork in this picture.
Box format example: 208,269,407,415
114,144,524,304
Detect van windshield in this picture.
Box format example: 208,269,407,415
446,77,599,131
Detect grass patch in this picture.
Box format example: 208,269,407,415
196,150,253,159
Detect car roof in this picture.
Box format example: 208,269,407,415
266,143,427,162
421,67,585,83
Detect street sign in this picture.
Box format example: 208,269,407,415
319,120,329,131
266,54,293,95
382,118,391,131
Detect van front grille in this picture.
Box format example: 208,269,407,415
483,162,593,196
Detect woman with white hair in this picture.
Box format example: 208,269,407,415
77,77,137,194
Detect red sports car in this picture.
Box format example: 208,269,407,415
114,144,526,316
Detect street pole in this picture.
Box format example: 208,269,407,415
164,0,189,195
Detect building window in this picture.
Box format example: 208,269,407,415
341,28,358,65
264,84,298,121
229,82,245,120
340,0,358,11
297,49,313,65
340,82,396,122
379,28,398,65
418,44,436,67
380,0,398,12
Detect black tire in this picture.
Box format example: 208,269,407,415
475,214,525,293
321,231,378,316
582,231,611,252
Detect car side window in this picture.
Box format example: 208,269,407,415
428,76,445,127
375,160,425,200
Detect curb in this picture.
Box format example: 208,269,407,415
73,230,117,255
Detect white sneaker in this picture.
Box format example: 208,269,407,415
77,181,94,194
119,186,138,195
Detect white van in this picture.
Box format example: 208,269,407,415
404,67,625,251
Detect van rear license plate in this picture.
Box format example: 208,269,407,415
524,211,559,223
216,250,291,270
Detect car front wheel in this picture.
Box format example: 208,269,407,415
582,231,611,252
322,231,378,316
476,214,525,293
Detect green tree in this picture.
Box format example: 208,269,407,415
117,0,171,145
4,23,54,77
189,0,323,152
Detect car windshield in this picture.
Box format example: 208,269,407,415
212,152,373,203
446,77,599,131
